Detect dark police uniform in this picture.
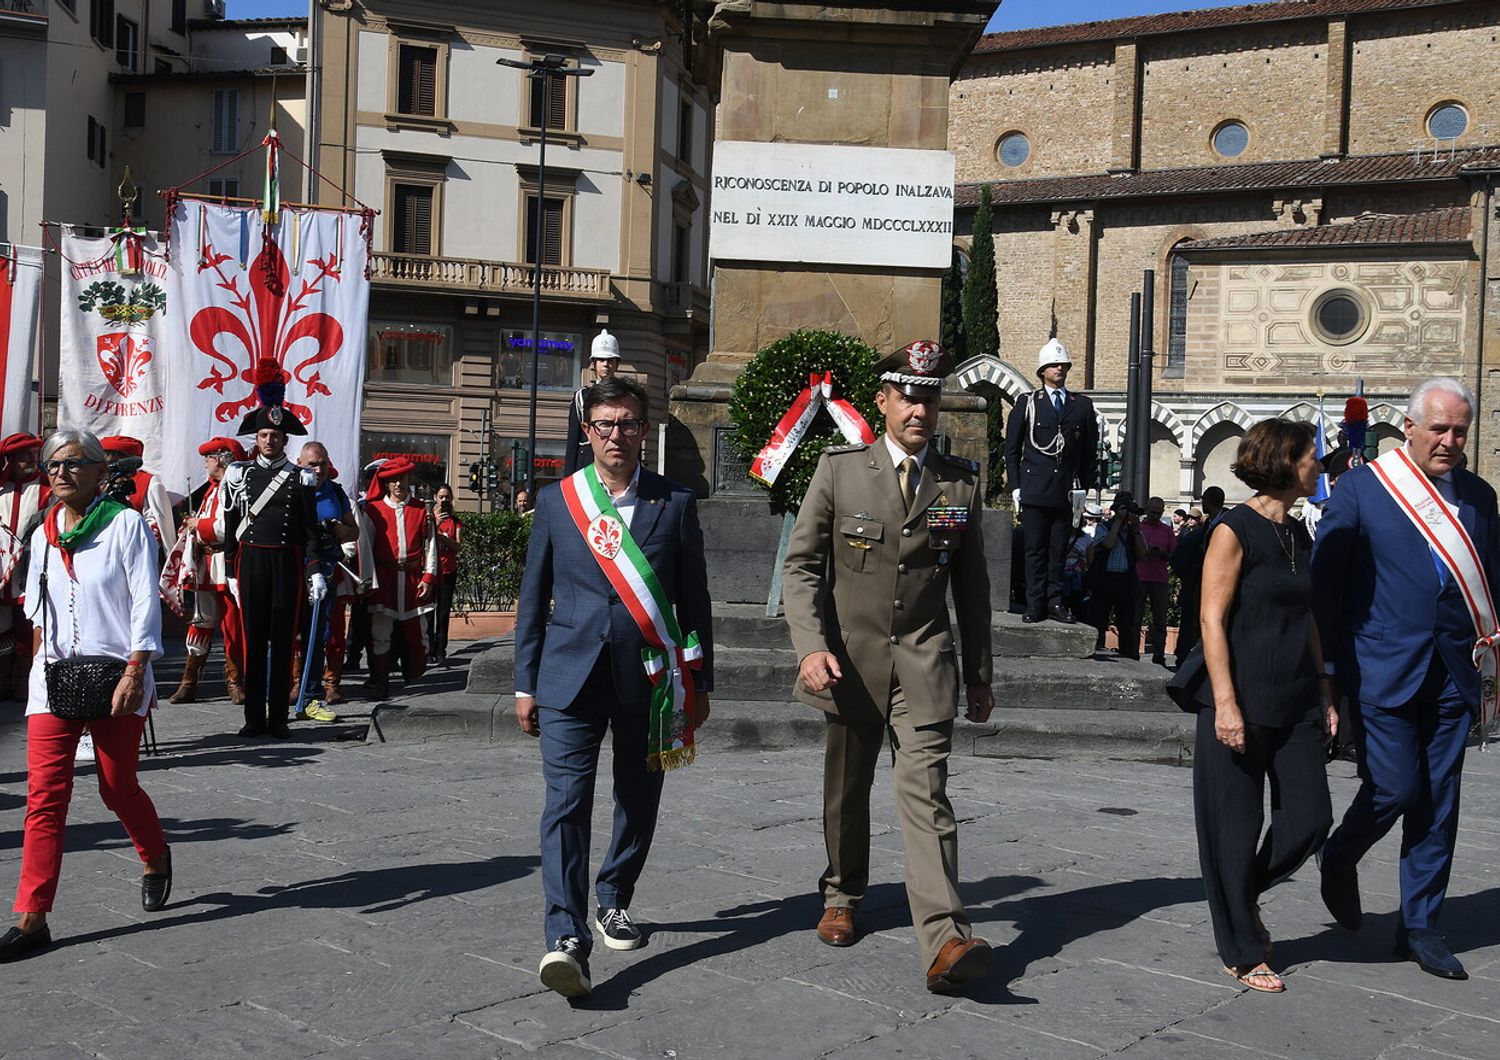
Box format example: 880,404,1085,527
220,456,319,736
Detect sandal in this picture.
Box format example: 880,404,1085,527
1223,962,1285,993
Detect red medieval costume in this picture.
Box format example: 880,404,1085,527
362,459,437,697
100,435,178,555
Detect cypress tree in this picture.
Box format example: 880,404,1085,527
962,184,999,361
940,248,966,358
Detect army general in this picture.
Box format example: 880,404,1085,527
783,340,996,994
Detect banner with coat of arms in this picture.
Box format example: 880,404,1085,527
0,244,43,437
58,227,172,466
158,199,370,499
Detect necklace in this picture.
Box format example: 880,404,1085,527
1250,498,1297,573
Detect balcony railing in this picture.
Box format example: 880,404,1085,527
369,252,612,302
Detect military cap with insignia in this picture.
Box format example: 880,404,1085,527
874,340,954,397
236,358,308,436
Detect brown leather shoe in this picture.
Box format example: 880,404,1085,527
817,906,857,947
925,937,992,994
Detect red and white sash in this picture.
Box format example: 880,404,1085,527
1369,447,1500,735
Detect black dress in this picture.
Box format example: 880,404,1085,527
1193,504,1333,970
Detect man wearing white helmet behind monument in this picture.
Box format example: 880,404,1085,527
564,330,623,476
1003,339,1099,624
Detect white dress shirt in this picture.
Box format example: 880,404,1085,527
604,465,643,531
23,510,164,717
883,434,928,474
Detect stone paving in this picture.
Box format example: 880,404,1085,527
1,655,1498,1059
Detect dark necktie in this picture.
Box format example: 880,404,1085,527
1052,390,1065,418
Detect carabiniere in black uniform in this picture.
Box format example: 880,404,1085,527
219,367,320,738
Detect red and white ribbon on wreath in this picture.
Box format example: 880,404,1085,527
749,372,875,487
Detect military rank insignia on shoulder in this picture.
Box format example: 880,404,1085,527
941,453,980,473
825,443,869,456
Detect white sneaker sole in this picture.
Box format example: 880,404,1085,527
538,951,591,997
594,917,643,950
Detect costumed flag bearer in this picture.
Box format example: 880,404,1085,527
214,360,324,739
164,436,248,705
0,433,48,701
361,459,437,701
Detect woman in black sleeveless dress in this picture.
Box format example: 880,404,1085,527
1196,419,1338,992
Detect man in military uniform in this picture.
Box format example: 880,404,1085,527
214,363,325,738
783,340,996,994
1004,339,1098,623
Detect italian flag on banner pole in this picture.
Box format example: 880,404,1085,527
559,465,702,771
0,245,43,436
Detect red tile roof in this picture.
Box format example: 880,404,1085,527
1176,206,1471,251
972,0,1465,55
955,146,1500,207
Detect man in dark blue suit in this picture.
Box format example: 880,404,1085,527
514,375,713,999
1311,377,1498,980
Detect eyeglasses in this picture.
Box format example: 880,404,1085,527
44,459,100,476
585,418,646,438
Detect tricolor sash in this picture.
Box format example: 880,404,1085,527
1368,447,1500,738
559,466,703,771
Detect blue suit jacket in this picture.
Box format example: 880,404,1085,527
513,469,713,710
1310,462,1500,708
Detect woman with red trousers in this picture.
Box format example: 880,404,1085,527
0,429,171,963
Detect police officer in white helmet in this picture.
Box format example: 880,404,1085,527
1003,339,1099,624
564,329,623,476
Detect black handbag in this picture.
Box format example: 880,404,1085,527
40,546,125,721
1164,643,1216,713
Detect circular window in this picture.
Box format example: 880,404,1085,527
1427,102,1468,140
997,131,1030,167
1311,290,1369,345
1212,121,1249,158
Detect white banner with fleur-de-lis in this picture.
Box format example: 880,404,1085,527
159,200,369,500
58,226,173,467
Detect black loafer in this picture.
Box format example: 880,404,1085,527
0,924,52,963
237,722,265,738
142,849,173,913
267,722,291,740
1021,610,1045,624
1397,929,1467,980
1048,605,1076,624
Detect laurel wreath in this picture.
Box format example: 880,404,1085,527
727,329,882,512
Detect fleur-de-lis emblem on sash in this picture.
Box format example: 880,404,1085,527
589,515,624,560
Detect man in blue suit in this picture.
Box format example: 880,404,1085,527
514,375,713,999
1310,377,1498,980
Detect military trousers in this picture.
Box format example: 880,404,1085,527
820,683,971,970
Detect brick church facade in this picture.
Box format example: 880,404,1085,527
949,0,1500,502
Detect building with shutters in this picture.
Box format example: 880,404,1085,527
309,0,712,505
948,0,1500,502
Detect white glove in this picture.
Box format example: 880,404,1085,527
1011,489,1022,511
308,571,328,603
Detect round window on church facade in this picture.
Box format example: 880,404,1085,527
1212,120,1250,158
1311,290,1369,345
1427,102,1468,141
997,131,1030,167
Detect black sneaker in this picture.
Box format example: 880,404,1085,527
594,907,643,951
538,936,592,998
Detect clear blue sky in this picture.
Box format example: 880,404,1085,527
226,1,1262,32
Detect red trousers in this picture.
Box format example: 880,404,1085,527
15,710,167,913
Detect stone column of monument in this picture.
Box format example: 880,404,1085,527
668,1,999,497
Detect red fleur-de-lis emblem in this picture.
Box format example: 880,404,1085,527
589,515,624,560
96,333,154,398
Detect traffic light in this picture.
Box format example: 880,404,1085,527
485,460,501,493
468,461,483,494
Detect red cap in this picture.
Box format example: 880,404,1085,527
0,432,42,456
197,437,247,461
100,435,145,457
367,457,416,501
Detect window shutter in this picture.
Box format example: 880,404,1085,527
394,185,434,256
399,46,437,116
542,197,563,265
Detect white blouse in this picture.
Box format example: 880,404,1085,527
22,509,164,718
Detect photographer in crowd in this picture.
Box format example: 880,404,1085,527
100,436,176,557
1136,497,1176,667
1092,491,1146,659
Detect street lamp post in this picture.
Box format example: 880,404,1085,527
496,53,593,496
